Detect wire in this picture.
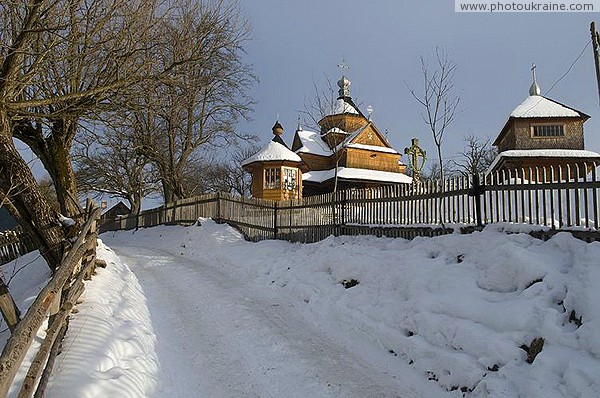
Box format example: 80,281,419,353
546,39,592,95
518,38,592,117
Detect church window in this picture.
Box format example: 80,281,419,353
532,124,564,137
264,168,280,189
282,167,297,191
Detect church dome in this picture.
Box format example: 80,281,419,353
337,75,351,98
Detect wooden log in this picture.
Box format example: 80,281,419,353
33,320,67,398
17,302,73,398
0,276,20,333
0,207,100,397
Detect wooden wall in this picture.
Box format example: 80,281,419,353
497,117,584,152
343,148,402,172
298,153,334,171
318,113,366,135
249,162,302,200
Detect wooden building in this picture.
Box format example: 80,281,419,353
291,75,411,196
490,72,600,179
243,75,411,200
242,122,305,200
101,201,131,221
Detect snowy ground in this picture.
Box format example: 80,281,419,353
3,220,600,397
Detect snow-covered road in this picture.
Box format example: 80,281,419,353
112,245,433,398
32,221,599,397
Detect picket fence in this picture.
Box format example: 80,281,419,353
0,228,37,266
100,164,600,242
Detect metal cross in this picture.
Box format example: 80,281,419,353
404,138,427,183
337,59,349,71
531,63,537,82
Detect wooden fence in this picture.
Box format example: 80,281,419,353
100,164,600,242
0,228,37,266
0,203,102,398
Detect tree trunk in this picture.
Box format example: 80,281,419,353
0,113,65,272
130,194,141,216
162,180,174,204
161,177,185,204
14,119,81,218
31,120,81,218
131,192,142,231
43,138,80,218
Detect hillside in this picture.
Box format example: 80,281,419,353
3,221,599,397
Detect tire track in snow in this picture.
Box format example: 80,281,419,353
112,245,432,398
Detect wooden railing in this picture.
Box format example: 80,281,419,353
0,203,102,398
100,164,600,242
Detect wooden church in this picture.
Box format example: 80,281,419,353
489,67,600,178
243,75,412,200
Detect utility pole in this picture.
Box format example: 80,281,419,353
591,22,600,106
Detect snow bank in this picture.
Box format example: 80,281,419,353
1,251,51,398
45,240,159,398
101,221,600,397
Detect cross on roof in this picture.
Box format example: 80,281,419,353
337,59,350,71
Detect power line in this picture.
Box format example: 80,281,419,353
517,38,591,117
545,38,591,95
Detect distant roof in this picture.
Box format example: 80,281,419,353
510,95,588,118
303,167,412,184
488,149,600,172
242,140,302,166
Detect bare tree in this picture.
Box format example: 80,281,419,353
74,123,155,215
173,141,258,197
450,135,497,177
302,77,339,132
135,0,255,203
211,142,259,196
0,0,251,270
409,48,460,181
7,0,170,218
0,1,67,271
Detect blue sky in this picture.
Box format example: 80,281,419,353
238,0,600,167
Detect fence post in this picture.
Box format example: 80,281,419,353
273,202,278,240
470,173,485,227
340,189,347,232
215,192,221,223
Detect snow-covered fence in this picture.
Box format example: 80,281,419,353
99,163,600,242
0,204,103,398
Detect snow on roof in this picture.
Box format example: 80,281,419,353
241,140,302,166
488,149,600,172
346,143,399,154
325,127,350,135
294,129,333,157
332,98,359,115
510,95,582,118
332,124,369,153
303,167,412,184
